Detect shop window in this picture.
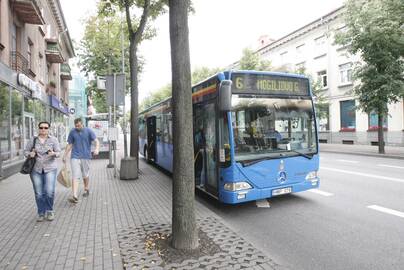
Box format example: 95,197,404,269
11,90,23,160
368,111,388,131
340,100,356,131
0,82,10,163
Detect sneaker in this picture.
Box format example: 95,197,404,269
46,211,55,221
37,215,45,222
82,190,90,197
68,196,79,203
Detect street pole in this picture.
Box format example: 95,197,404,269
107,106,114,168
113,73,117,178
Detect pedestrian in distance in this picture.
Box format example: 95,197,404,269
63,118,99,203
24,121,61,222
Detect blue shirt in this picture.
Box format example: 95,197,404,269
67,127,96,159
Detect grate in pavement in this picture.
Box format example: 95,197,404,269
117,216,278,269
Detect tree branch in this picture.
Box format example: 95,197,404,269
124,0,134,35
133,0,150,44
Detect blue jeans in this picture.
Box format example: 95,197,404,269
30,169,57,215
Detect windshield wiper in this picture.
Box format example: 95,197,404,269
240,154,285,167
288,149,313,159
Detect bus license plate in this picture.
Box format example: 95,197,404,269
272,187,292,196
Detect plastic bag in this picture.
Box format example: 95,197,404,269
57,164,71,188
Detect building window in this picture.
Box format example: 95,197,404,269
316,104,329,131
280,51,288,64
317,70,327,88
38,53,43,82
314,35,326,54
27,39,33,70
296,44,305,59
368,111,388,131
339,63,352,84
315,35,326,45
340,100,356,131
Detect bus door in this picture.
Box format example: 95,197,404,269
194,102,218,196
146,116,157,161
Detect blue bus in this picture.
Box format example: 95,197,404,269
139,70,319,204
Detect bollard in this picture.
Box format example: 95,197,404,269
119,157,138,180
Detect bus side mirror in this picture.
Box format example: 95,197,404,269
219,80,232,111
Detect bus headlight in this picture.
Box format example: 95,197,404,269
305,171,318,180
224,182,252,191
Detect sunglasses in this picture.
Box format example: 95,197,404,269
39,127,49,130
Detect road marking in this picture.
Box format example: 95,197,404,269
321,166,404,184
308,189,334,197
367,205,404,219
256,199,271,208
378,164,404,170
336,159,359,164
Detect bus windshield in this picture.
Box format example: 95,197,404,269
231,95,317,162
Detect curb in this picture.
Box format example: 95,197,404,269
320,150,404,160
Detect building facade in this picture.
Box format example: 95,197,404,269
254,6,404,146
0,0,74,179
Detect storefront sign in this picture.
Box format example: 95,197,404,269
17,73,46,101
50,95,69,115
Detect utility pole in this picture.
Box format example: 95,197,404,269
107,19,114,169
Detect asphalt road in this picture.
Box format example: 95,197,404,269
199,152,404,270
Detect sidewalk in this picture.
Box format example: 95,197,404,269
0,155,281,269
319,143,404,159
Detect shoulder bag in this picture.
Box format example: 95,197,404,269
20,137,38,175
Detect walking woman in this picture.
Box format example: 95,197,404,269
24,121,61,222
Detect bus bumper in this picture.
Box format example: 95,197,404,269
219,178,320,204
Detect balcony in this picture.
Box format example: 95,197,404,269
10,51,30,77
11,0,45,25
45,40,64,63
46,82,57,96
60,63,72,80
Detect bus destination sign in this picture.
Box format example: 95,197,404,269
231,73,309,95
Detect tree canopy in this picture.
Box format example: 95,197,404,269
335,0,404,114
334,0,404,153
140,66,221,111
77,2,132,113
239,48,271,71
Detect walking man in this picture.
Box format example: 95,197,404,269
63,118,99,203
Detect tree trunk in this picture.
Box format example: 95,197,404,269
129,36,139,177
169,0,198,250
377,112,385,154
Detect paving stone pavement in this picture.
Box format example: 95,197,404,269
0,156,282,270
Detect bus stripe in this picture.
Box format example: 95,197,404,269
192,84,217,99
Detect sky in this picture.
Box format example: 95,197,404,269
60,0,345,102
